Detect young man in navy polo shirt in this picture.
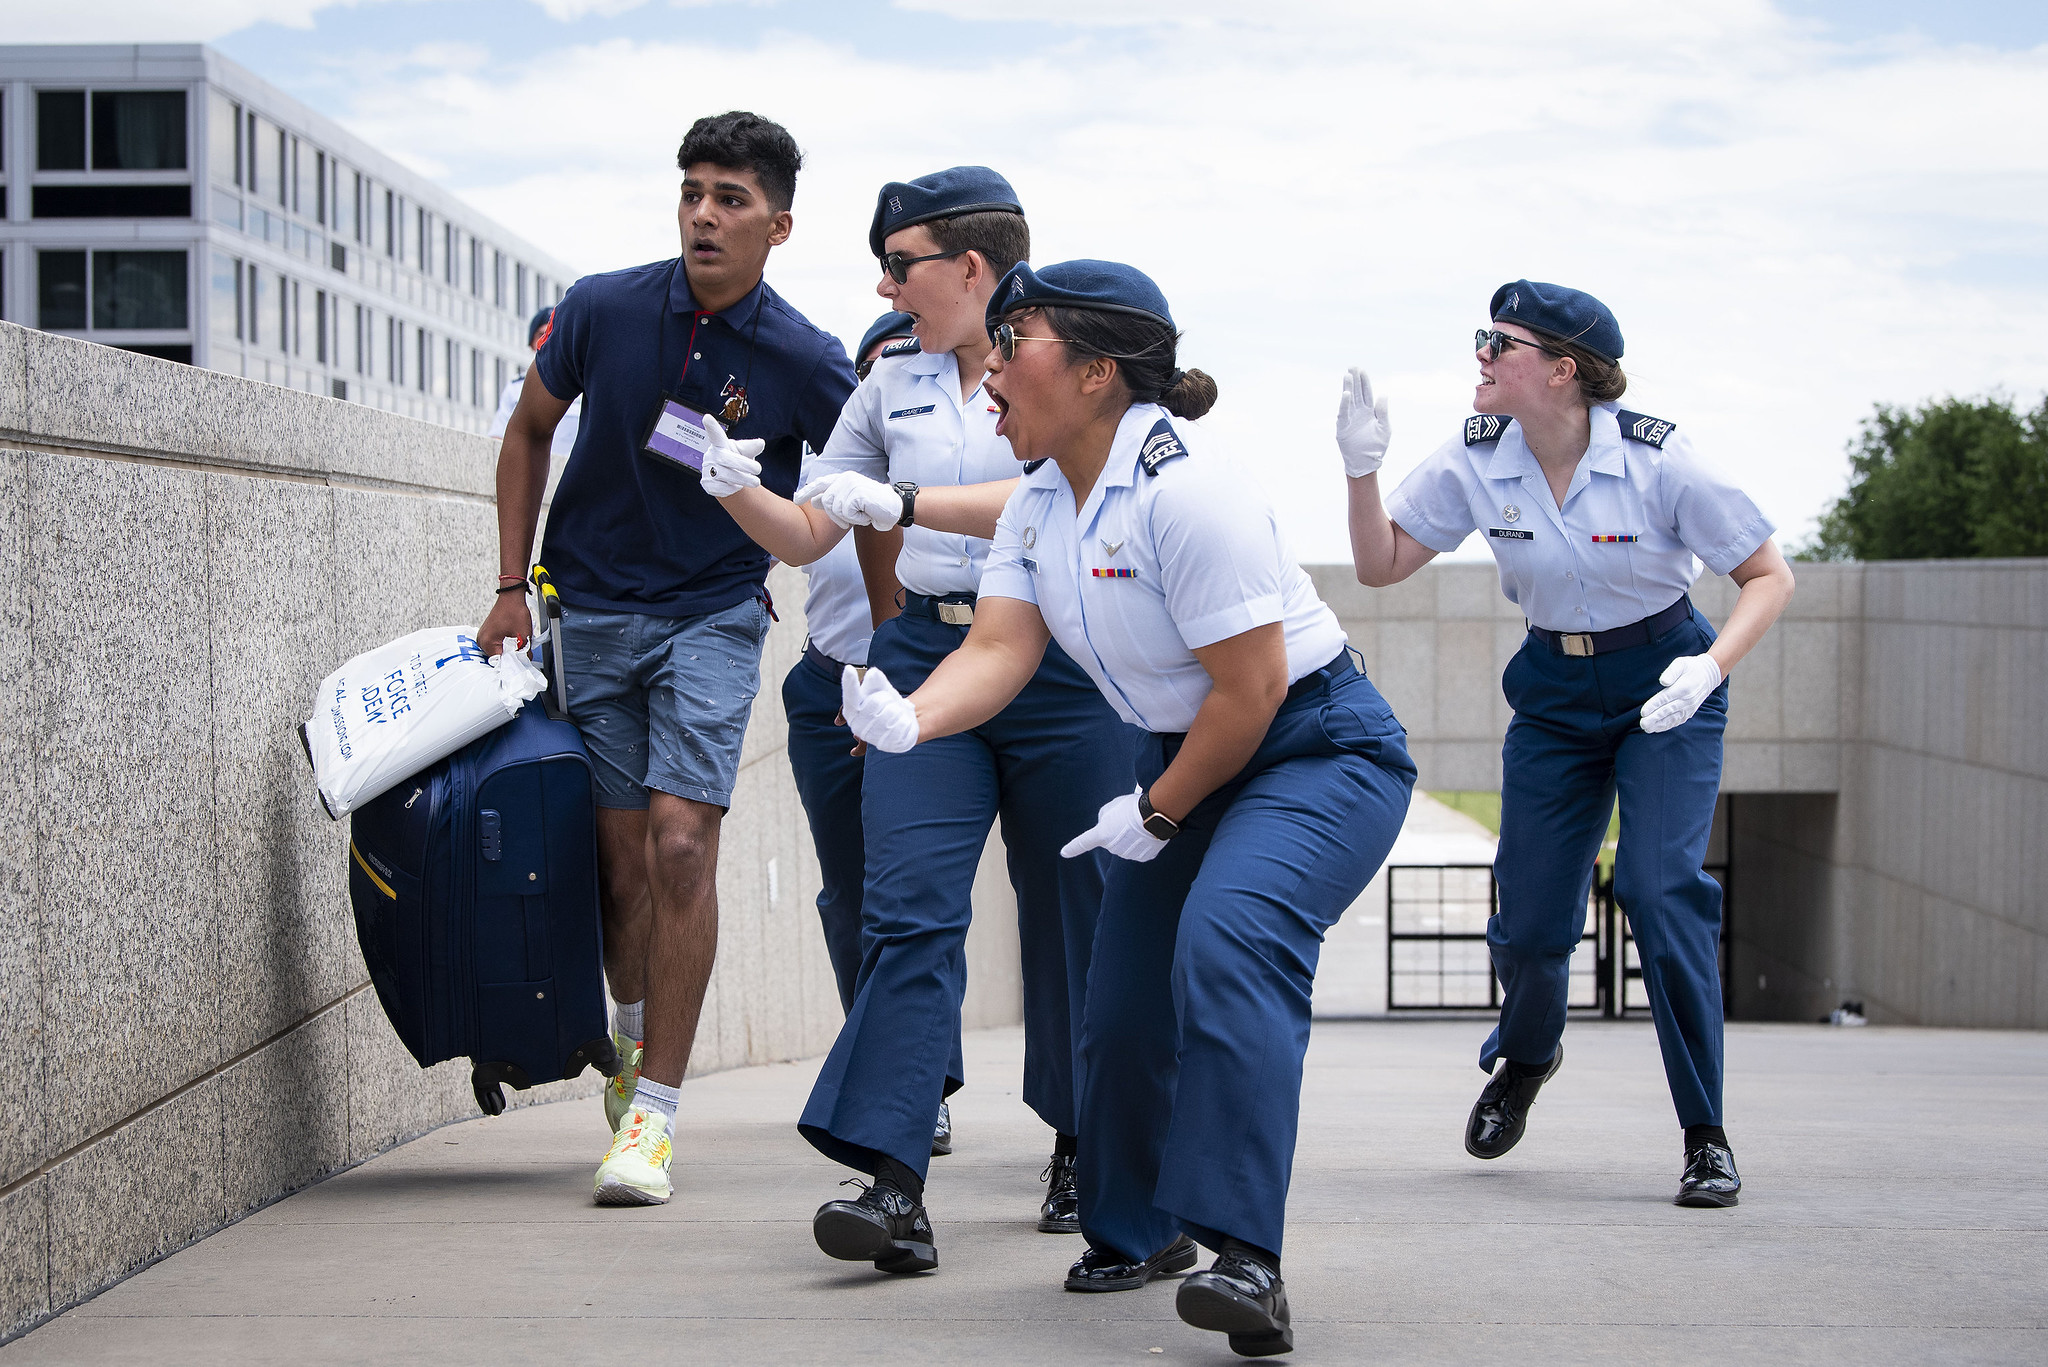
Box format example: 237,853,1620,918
478,110,856,1205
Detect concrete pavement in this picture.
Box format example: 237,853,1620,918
6,1020,2045,1364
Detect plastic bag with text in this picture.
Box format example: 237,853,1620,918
299,628,547,818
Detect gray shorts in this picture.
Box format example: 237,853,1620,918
557,597,770,810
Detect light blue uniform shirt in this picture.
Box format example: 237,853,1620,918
980,404,1349,734
807,348,1015,599
1384,403,1774,634
796,529,872,669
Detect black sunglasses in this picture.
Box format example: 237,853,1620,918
880,248,967,284
1476,328,1565,361
988,321,1067,363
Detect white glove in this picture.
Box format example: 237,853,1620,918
1334,367,1391,478
1640,654,1723,733
840,665,921,753
793,470,904,531
1060,787,1170,864
699,414,764,498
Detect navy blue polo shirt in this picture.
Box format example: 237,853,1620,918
532,259,856,617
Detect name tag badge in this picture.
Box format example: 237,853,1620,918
888,404,936,420
1488,527,1534,541
641,394,711,473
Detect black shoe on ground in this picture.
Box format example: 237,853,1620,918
1064,1235,1198,1293
1176,1249,1292,1357
1464,1044,1563,1160
1038,1153,1080,1233
1675,1141,1741,1207
931,1101,953,1157
813,1179,937,1273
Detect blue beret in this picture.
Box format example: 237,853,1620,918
855,311,918,364
985,260,1175,336
1490,280,1623,363
869,166,1022,259
527,305,555,347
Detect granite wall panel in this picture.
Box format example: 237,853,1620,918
0,453,37,1191
0,1180,49,1342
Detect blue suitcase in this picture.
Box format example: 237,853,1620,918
345,695,620,1115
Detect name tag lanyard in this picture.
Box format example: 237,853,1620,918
640,257,765,474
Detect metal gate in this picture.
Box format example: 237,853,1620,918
1386,860,1731,1017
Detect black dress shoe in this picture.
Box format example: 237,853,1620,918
1038,1153,1079,1233
1464,1044,1563,1160
1675,1141,1741,1207
931,1101,953,1157
813,1179,937,1273
1064,1235,1198,1293
1176,1250,1292,1357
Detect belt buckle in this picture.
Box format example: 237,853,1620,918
937,602,975,626
1560,632,1595,657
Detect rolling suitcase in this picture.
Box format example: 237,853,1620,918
344,570,618,1115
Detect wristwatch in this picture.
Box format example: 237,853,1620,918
892,480,919,528
1137,789,1181,841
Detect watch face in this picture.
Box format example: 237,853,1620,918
1143,813,1178,840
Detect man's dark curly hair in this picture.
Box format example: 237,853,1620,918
677,111,803,211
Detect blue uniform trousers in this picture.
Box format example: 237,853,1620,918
1485,603,1729,1128
1077,661,1415,1262
799,610,1136,1178
782,649,871,1011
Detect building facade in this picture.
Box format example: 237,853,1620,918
0,44,578,434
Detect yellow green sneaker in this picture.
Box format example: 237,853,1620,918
605,1031,644,1133
594,1105,673,1206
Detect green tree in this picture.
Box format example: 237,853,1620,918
1799,395,2048,560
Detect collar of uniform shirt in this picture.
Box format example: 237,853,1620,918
667,266,768,330
1483,403,1629,482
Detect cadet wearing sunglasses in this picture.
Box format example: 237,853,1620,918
1338,279,1794,1209
704,168,1137,1265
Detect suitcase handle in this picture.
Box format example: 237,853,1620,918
528,565,569,717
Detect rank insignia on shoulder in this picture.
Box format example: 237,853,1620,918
881,337,919,358
1021,459,1048,474
1616,410,1676,447
1138,419,1187,476
1464,414,1511,446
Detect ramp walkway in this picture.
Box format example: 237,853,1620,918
5,1021,2043,1365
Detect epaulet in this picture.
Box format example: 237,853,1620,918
1021,460,1047,474
1615,410,1676,448
880,337,919,358
1138,418,1187,477
1463,414,1512,446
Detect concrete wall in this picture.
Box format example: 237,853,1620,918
0,322,1021,1341
1314,555,2046,1031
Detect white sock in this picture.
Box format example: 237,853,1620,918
614,999,644,1042
633,1077,679,1123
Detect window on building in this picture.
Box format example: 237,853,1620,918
279,273,290,354
92,91,187,170
417,328,429,392
210,92,240,187
470,239,482,297
245,111,258,197
38,251,88,329
273,123,287,207
471,348,482,407
444,337,456,398
315,152,327,225
493,250,505,308
384,190,395,257
248,263,261,347
353,173,366,244
212,252,242,342
355,305,367,374
92,252,187,330
418,206,429,274
37,91,87,171
315,291,328,364
444,223,455,284
515,264,528,317
387,316,400,383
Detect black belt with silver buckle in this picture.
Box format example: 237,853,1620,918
1529,596,1692,658
902,590,978,626
802,640,849,675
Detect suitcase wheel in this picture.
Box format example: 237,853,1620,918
470,1060,532,1116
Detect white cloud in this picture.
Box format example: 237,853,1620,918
532,0,652,20
4,0,375,42
177,4,2048,557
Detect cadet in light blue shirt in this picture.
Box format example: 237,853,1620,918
841,260,1415,1358
1342,279,1796,1211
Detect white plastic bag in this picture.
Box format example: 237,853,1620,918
301,627,548,818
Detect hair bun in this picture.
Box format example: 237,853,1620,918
1161,367,1218,421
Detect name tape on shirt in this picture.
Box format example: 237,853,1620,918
1487,527,1534,541
888,404,936,420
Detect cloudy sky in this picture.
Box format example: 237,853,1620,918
20,1,2048,561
